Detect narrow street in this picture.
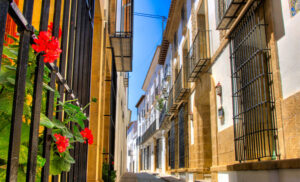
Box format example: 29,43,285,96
120,173,184,182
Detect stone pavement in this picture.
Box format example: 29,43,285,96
119,173,184,182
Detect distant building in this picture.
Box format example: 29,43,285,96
127,121,138,172
136,0,300,181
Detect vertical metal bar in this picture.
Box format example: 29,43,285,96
6,0,34,181
66,1,77,181
26,0,51,179
51,1,62,182
0,0,10,67
39,0,56,180
72,0,83,180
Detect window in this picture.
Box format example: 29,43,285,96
178,104,188,168
230,1,278,161
173,32,178,51
168,121,175,169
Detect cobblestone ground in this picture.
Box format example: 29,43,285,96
119,173,184,182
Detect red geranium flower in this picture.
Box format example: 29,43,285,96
54,133,69,153
112,161,114,165
32,30,62,63
48,22,62,38
80,128,94,144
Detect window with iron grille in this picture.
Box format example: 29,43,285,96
230,1,279,161
168,121,175,169
156,139,162,169
178,105,185,168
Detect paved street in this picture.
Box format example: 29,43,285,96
120,173,184,182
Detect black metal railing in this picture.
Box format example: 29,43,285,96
141,120,157,144
215,0,246,30
230,1,279,161
174,68,189,103
0,0,95,181
159,104,169,128
168,87,176,113
109,0,134,72
136,136,141,145
186,30,210,82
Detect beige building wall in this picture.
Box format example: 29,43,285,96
114,72,131,182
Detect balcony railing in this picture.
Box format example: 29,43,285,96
174,68,190,103
136,136,141,145
159,104,170,128
186,30,210,82
124,72,129,87
109,0,134,71
215,0,246,30
168,87,177,113
141,120,157,144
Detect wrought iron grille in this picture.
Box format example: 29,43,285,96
156,138,162,169
230,1,279,161
186,30,210,82
178,105,185,168
0,0,95,181
174,68,189,103
168,121,175,169
141,120,157,144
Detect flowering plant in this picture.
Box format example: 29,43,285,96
32,23,62,63
0,24,94,179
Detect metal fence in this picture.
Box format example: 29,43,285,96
186,30,210,82
174,68,189,103
230,1,279,161
0,0,95,181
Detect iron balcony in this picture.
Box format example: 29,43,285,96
215,0,247,30
141,120,158,144
186,30,211,82
174,68,190,103
159,104,170,129
109,0,134,72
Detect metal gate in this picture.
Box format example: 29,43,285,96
0,0,95,181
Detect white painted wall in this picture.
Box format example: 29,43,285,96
218,169,300,182
277,0,300,99
211,45,233,132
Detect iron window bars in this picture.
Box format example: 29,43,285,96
178,104,189,168
186,30,211,82
230,1,279,162
141,120,157,144
156,138,162,169
174,67,189,103
215,0,247,30
168,121,175,169
0,0,94,181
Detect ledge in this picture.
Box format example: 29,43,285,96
211,159,300,172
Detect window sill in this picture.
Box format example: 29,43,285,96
211,158,300,172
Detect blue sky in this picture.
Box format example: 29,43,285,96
129,0,171,121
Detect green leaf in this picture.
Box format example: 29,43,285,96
52,119,67,129
43,82,55,92
64,151,75,164
3,46,18,60
62,128,73,139
40,113,55,129
4,65,16,70
37,155,46,167
73,126,84,143
7,34,19,42
6,77,15,85
50,154,71,175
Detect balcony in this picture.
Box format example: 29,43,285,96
186,30,210,82
124,72,129,87
141,120,157,144
109,0,133,72
159,104,170,128
174,68,189,103
136,136,141,145
215,0,247,30
168,87,177,113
